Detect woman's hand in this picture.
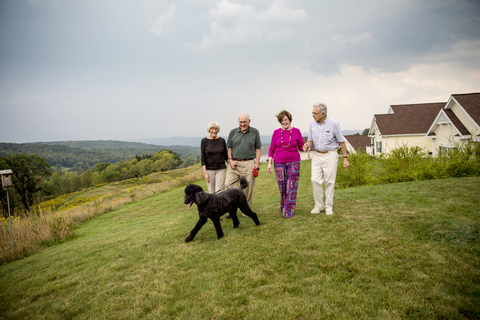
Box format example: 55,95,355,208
267,163,272,174
204,173,210,183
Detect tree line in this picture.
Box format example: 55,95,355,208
0,141,200,173
0,149,199,216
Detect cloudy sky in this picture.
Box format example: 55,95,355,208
1,0,479,144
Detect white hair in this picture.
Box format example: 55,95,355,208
207,121,220,132
313,103,327,116
238,113,250,120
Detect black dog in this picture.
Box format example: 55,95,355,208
183,176,260,242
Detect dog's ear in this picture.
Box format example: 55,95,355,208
195,190,208,205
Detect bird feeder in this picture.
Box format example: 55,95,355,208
0,169,13,191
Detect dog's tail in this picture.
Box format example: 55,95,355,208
239,176,249,190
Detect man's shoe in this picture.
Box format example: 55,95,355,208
325,209,333,215
311,205,325,214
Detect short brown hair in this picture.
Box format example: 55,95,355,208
276,110,292,123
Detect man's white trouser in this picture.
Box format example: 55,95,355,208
311,151,339,210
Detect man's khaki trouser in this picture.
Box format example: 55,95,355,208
224,160,255,208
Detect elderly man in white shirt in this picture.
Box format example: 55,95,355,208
303,103,349,215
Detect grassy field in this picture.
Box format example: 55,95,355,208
0,160,479,319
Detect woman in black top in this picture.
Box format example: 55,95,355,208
201,121,228,193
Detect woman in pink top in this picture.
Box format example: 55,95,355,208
267,110,304,218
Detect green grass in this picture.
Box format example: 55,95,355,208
0,161,479,319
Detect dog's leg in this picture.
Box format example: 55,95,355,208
239,203,261,226
211,217,224,239
229,209,240,228
185,216,208,242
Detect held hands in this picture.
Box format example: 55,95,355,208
303,143,311,152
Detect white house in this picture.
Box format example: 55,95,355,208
426,93,480,156
368,102,445,156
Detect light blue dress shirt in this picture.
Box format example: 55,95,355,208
308,117,345,151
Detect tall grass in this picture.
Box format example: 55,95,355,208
0,162,478,319
0,165,204,262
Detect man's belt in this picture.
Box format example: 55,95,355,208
316,149,338,154
232,158,254,161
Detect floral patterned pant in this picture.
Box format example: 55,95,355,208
274,161,300,218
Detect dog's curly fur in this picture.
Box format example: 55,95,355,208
183,176,260,242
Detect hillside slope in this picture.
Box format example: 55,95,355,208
0,164,478,319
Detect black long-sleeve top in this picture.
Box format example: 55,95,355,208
200,137,228,170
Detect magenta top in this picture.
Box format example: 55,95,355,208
268,127,304,163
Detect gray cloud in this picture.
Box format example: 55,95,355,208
0,0,479,143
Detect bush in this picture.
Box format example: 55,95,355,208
436,139,480,178
379,145,434,183
336,151,376,188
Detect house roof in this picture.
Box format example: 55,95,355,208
451,93,480,128
374,102,445,136
345,135,371,153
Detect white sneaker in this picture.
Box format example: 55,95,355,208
325,209,333,215
311,205,325,214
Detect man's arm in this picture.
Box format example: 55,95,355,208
254,148,261,170
227,148,236,168
339,141,349,169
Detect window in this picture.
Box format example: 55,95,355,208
439,144,455,157
376,141,382,153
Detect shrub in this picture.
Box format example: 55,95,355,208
379,145,434,183
336,151,376,188
436,139,480,178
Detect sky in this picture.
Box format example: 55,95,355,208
1,0,480,144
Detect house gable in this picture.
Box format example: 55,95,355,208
447,93,480,136
426,109,470,138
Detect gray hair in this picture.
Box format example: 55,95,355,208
207,121,220,132
313,103,327,116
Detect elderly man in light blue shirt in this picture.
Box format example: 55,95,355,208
303,103,349,215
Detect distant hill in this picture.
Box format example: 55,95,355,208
0,140,200,172
133,130,363,146
132,136,274,146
